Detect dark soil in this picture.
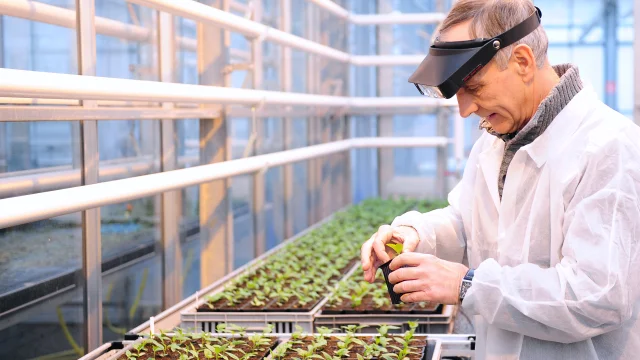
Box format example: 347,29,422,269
117,335,279,360
322,293,443,314
197,258,358,312
274,335,427,360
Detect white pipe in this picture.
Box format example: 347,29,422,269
0,1,441,63
0,137,447,228
306,0,349,19
352,96,458,108
0,68,345,106
0,0,197,51
0,68,456,109
127,0,352,63
350,13,446,25
351,136,449,148
307,0,445,25
351,55,425,66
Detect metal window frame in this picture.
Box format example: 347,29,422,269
75,0,102,353
635,0,639,125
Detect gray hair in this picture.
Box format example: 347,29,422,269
437,0,549,70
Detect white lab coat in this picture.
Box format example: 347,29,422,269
391,86,640,360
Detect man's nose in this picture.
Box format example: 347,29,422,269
456,90,478,118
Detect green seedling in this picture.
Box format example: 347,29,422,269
386,243,403,255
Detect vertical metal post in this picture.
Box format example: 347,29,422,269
341,14,351,209
603,0,618,109
198,0,233,285
0,17,5,174
436,109,449,198
306,4,321,225
376,0,394,199
0,123,5,173
251,1,267,256
342,115,351,208
158,11,181,308
453,111,464,180
281,0,295,238
634,0,640,125
76,0,101,353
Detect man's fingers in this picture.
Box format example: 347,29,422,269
393,227,420,252
387,266,421,284
360,235,376,271
390,252,434,271
393,280,428,294
400,291,427,303
372,225,393,264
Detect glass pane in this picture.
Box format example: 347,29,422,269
101,195,162,342
176,119,201,298
231,117,254,268
0,122,81,199
291,118,308,234
2,1,77,75
175,17,198,85
617,46,634,112
232,174,254,268
262,118,284,249
98,120,160,183
0,214,85,359
393,114,438,176
95,1,157,81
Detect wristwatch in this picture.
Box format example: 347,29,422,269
459,268,475,303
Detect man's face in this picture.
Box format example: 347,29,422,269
439,21,530,134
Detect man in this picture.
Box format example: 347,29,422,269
360,0,640,359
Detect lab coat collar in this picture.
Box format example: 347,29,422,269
478,136,505,210
520,85,599,168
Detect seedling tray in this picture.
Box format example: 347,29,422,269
101,332,443,360
314,305,456,335
181,264,360,333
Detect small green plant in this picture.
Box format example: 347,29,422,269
385,243,403,255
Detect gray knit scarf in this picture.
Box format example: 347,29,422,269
479,63,583,199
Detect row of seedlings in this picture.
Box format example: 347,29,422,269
119,325,278,360
315,199,454,333
115,323,437,360
197,198,422,314
270,323,434,360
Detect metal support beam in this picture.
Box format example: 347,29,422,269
281,0,295,239
342,116,351,209
158,11,182,308
76,0,101,353
306,5,322,225
250,1,267,257
197,1,233,286
376,0,395,199
635,0,640,125
0,18,4,174
436,109,449,198
0,106,221,121
603,0,618,108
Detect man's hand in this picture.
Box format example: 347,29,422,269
388,253,469,305
361,225,420,283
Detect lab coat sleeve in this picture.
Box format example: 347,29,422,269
462,134,640,343
388,134,487,263
389,189,467,263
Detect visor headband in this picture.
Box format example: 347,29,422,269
408,6,543,99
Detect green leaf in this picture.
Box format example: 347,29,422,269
385,243,403,254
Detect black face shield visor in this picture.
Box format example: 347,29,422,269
408,7,543,99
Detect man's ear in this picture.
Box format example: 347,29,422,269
511,44,535,83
